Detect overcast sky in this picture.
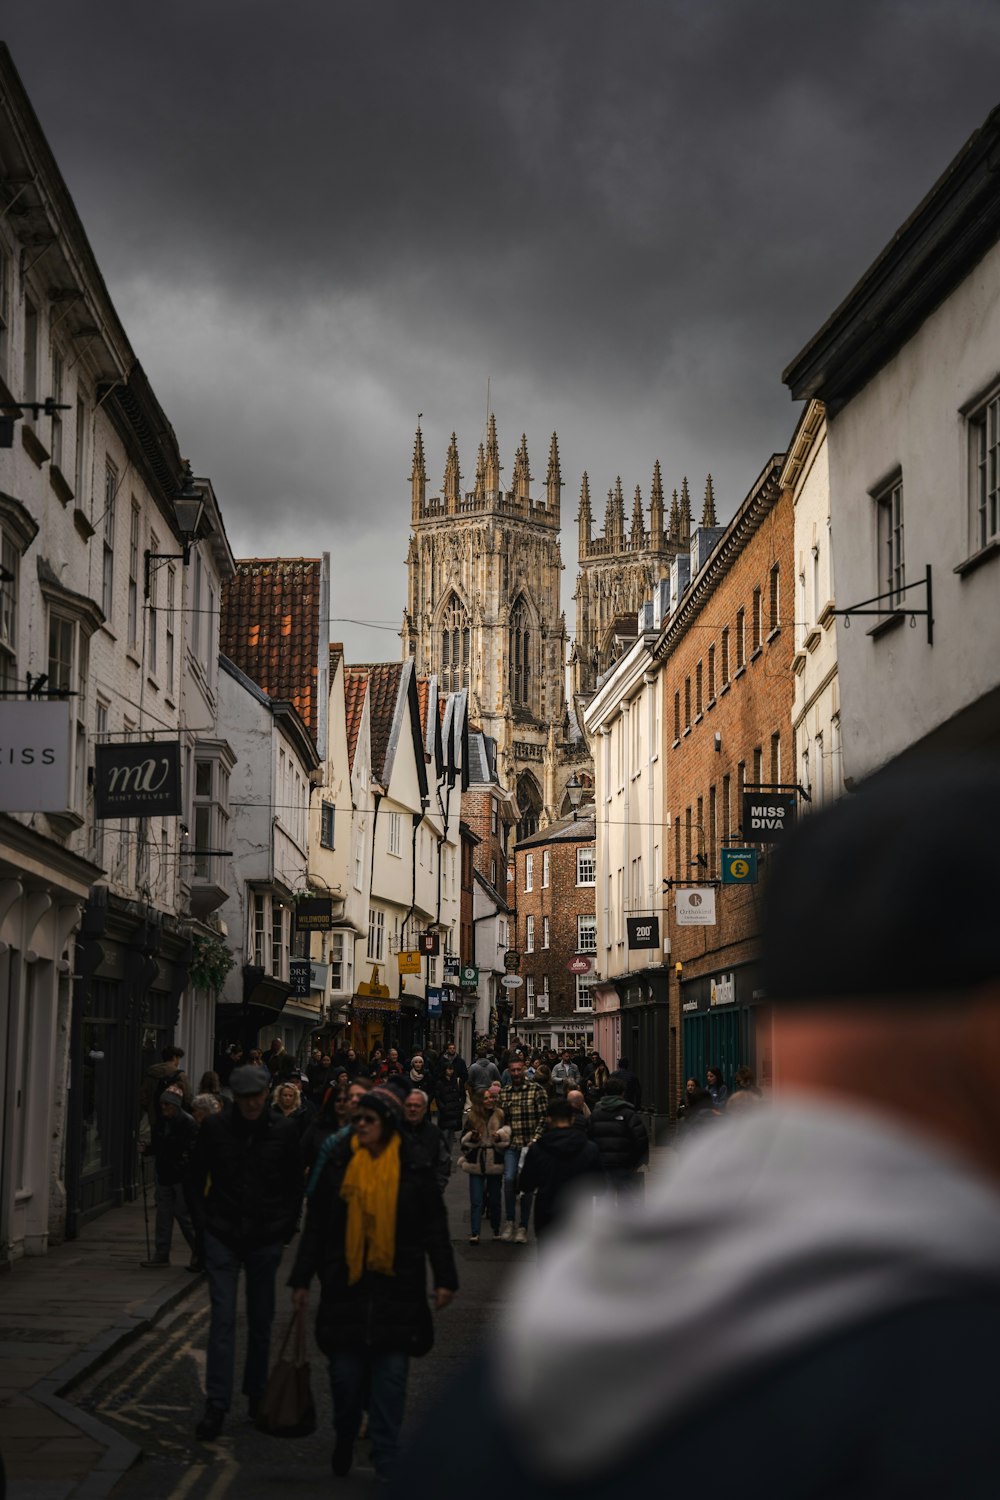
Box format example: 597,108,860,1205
5,2,1000,661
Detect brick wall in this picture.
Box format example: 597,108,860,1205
511,825,597,1029
661,474,794,991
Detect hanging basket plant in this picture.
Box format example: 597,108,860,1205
189,932,236,995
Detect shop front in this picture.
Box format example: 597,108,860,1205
593,982,621,1071
679,961,772,1094
612,967,674,1143
69,888,191,1236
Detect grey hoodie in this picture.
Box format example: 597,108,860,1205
499,1096,1000,1476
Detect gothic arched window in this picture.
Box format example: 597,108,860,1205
441,595,469,692
509,595,530,706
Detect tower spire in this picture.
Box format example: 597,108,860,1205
611,476,625,543
444,432,461,513
650,460,664,546
512,432,531,502
474,441,486,501
578,471,593,553
630,484,645,548
485,413,501,494
410,421,427,521
701,473,717,527
545,432,562,512
680,475,692,545
669,486,681,542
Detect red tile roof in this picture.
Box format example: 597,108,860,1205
330,642,344,678
221,558,322,747
416,677,431,740
344,667,370,774
365,662,404,785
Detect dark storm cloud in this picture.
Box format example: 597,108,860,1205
5,1,1000,656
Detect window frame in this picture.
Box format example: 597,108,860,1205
874,472,905,609
577,913,597,954
576,846,596,886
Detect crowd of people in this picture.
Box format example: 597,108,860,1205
136,1030,656,1481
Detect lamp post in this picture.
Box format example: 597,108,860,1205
565,772,585,820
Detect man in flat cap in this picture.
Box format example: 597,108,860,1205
395,759,1000,1498
187,1064,303,1441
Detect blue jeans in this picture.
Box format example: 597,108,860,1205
468,1172,501,1235
329,1350,409,1478
203,1230,283,1411
503,1147,533,1227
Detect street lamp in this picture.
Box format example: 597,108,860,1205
566,772,585,820
144,462,206,598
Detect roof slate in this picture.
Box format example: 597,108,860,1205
220,558,322,748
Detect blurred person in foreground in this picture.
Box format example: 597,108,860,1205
392,760,1000,1498
289,1086,457,1483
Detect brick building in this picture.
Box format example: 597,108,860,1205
510,810,598,1053
654,453,793,1096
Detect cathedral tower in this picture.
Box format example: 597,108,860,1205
572,464,715,708
403,418,583,835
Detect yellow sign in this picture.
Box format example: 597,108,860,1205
357,964,391,1000
397,949,422,975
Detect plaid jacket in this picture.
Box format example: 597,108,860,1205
498,1081,549,1148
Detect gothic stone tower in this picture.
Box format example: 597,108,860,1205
402,416,583,836
573,466,718,707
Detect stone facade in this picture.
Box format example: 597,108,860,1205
573,468,716,714
402,416,589,836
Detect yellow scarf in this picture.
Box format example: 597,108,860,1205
339,1133,400,1285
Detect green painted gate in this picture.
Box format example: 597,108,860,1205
681,1007,749,1095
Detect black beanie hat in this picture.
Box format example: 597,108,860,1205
762,756,1000,1002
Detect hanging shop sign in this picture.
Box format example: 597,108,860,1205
460,964,479,988
0,700,71,812
443,955,461,980
567,955,593,975
398,949,422,975
419,932,440,956
675,888,717,926
357,964,391,1000
721,848,758,884
626,916,660,948
427,986,443,1015
742,792,797,843
503,949,521,971
294,898,334,931
501,974,523,988
94,738,181,818
289,959,311,998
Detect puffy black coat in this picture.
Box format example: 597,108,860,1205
148,1109,197,1186
588,1096,649,1172
188,1106,303,1250
433,1077,466,1131
518,1126,604,1236
289,1134,458,1357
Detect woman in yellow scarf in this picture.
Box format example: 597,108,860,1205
289,1084,458,1484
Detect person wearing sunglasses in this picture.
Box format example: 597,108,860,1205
289,1085,458,1483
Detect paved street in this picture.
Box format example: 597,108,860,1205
25,1168,522,1500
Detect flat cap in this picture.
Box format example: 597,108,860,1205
763,756,1000,1002
228,1064,271,1096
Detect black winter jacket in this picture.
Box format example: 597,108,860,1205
433,1077,466,1131
289,1134,458,1357
188,1106,303,1251
148,1109,197,1186
406,1118,451,1189
588,1096,649,1173
518,1127,603,1236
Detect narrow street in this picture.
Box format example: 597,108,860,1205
71,1171,521,1499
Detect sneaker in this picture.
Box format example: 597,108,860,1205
499,1222,514,1242
514,1226,528,1244
468,1234,480,1244
332,1436,354,1476
195,1403,225,1441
